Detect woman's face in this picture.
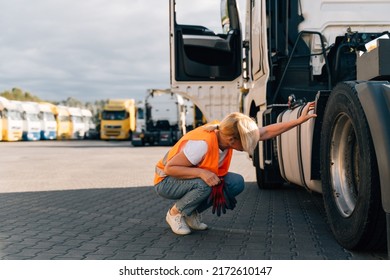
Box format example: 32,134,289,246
230,138,244,152
219,132,243,151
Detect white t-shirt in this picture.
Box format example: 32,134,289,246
183,140,228,167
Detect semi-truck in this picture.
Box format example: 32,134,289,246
38,102,57,140
132,100,146,145
67,107,85,139
14,101,41,141
54,105,72,140
132,89,186,146
169,0,390,253
100,99,136,140
81,108,97,139
0,99,2,141
0,96,23,141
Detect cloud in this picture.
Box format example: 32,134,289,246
0,0,246,102
0,0,170,102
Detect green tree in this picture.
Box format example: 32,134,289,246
0,88,42,102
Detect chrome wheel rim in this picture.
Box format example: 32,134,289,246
330,113,359,218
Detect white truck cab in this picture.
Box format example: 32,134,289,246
38,103,57,140
67,107,85,139
132,90,186,146
14,101,41,141
81,108,96,139
0,97,23,141
169,0,390,253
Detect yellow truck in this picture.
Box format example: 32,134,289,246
52,105,72,140
0,98,2,141
0,96,23,141
100,99,136,140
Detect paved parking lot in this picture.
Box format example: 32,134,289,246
0,140,387,260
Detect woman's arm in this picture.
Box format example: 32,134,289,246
164,151,221,186
259,101,317,141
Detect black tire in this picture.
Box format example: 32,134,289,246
253,142,278,189
128,131,133,141
131,140,144,147
253,143,265,189
320,81,386,250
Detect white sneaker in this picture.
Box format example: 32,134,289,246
166,210,191,235
185,211,208,230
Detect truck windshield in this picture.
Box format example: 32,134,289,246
59,115,70,122
26,113,40,121
8,110,22,120
43,112,56,121
71,116,83,123
102,110,127,120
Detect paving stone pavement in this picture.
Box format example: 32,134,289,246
0,141,387,260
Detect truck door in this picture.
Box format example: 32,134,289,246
170,0,243,121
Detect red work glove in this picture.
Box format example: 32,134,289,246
223,186,237,211
206,178,230,216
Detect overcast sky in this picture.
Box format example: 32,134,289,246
0,0,245,103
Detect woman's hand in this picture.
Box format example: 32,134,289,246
199,169,221,187
259,101,317,141
297,101,317,124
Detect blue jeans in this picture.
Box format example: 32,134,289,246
155,172,244,216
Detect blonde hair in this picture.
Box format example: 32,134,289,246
203,112,259,156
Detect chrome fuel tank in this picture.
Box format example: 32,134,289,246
276,105,322,193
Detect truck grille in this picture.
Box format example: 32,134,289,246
104,130,121,137
105,125,121,129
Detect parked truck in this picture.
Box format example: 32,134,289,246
0,96,23,141
100,99,136,140
38,102,57,140
67,107,85,139
14,101,41,141
54,105,72,140
0,99,2,141
132,100,146,145
132,89,186,146
169,0,390,253
81,108,98,139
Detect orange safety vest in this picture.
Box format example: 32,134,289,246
154,125,233,185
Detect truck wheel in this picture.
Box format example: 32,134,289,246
253,143,265,189
131,140,144,147
320,81,386,250
253,143,275,189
